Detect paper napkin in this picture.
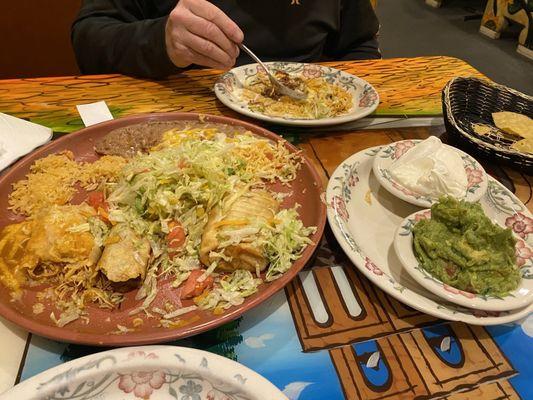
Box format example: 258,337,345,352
0,113,53,171
76,101,114,127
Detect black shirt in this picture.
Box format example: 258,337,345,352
72,0,380,78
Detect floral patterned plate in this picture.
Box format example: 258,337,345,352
214,62,379,126
0,346,287,400
326,145,533,325
394,209,533,312
372,139,488,207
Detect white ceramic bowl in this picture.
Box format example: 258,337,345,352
372,139,488,208
394,209,533,312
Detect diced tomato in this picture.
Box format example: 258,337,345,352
167,221,186,260
167,221,186,249
87,191,108,212
181,270,214,299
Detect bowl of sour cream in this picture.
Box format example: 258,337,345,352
372,136,488,208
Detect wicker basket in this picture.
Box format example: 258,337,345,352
442,77,533,173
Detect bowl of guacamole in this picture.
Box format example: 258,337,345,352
394,197,532,312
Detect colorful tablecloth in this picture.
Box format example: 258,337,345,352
0,57,530,400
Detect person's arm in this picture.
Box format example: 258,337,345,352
72,1,177,78
72,0,244,79
324,0,381,61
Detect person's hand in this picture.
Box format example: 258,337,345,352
165,0,243,70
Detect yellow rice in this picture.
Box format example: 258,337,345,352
8,152,126,216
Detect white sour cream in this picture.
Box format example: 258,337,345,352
389,136,468,199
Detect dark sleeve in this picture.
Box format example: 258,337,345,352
325,0,381,61
71,0,179,78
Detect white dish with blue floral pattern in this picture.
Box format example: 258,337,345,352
1,346,287,400
394,209,533,312
214,62,379,126
326,145,533,325
372,139,488,208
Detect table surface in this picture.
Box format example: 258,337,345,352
0,56,531,400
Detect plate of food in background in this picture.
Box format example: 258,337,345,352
214,62,379,126
0,113,326,346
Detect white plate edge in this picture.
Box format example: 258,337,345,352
1,345,287,399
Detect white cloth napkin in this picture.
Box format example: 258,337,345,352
0,113,53,171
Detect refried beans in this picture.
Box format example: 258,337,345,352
94,121,177,158
94,120,248,158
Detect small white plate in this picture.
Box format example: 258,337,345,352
327,145,533,325
372,139,488,207
394,209,533,312
1,345,287,400
214,62,379,127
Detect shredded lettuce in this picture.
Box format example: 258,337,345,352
102,131,311,313
195,270,261,311
66,222,90,233
88,216,109,247
263,207,317,281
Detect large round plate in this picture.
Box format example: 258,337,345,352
1,345,287,399
0,112,326,345
214,62,379,126
394,209,533,312
326,145,533,325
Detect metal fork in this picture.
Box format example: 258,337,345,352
238,44,307,101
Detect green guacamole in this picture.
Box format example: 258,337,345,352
412,197,520,297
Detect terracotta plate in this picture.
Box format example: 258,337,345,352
0,112,326,346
